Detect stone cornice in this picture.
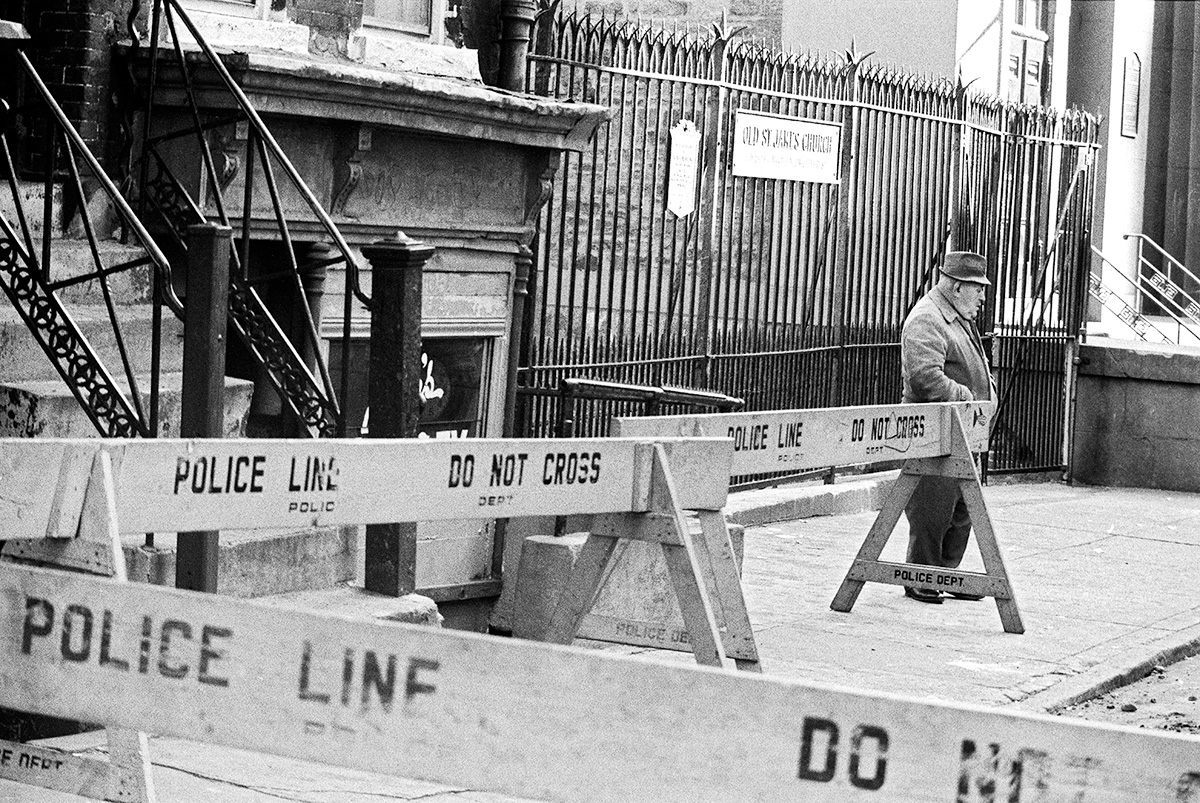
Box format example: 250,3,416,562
122,46,610,153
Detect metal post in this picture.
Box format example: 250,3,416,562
176,223,232,593
692,22,733,388
830,51,864,407
362,233,433,597
498,0,537,93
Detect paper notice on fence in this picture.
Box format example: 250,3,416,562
731,111,841,184
667,120,700,217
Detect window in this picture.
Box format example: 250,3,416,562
181,0,265,19
363,0,434,35
1006,0,1052,105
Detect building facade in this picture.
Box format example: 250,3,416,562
0,0,604,613
782,0,1200,341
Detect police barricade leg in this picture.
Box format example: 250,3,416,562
547,444,761,669
1,448,157,802
831,408,1024,634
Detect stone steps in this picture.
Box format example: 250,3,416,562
0,303,184,384
0,371,254,438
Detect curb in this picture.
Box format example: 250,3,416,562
724,471,898,528
1011,623,1200,713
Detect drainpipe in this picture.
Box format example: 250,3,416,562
498,0,537,93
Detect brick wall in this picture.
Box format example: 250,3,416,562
3,0,142,176
578,0,783,45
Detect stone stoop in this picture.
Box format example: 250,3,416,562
122,526,358,599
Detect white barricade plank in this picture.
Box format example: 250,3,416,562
0,438,731,538
1,563,1197,801
0,738,111,798
2,451,157,802
612,401,993,476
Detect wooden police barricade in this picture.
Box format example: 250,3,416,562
613,400,1024,634
0,435,745,800
2,546,1200,799
0,446,155,801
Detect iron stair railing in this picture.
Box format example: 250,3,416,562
1125,232,1200,337
1090,244,1187,345
1087,246,1173,344
132,0,372,437
0,41,185,438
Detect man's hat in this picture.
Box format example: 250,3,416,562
941,251,990,285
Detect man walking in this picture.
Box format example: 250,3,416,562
900,250,995,604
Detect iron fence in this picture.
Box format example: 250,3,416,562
520,9,1100,475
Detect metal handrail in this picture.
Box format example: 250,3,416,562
17,51,184,318
153,0,369,309
1088,245,1177,343
1124,232,1200,291
1095,242,1200,340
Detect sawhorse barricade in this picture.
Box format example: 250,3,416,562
0,435,751,800
613,400,1025,634
1,509,1198,799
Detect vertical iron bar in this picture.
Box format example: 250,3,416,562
177,223,231,593
363,236,433,596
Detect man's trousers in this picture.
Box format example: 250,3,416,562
904,474,972,569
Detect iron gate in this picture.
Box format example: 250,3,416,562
520,10,1100,474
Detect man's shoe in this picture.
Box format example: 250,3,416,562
903,586,943,604
949,592,984,601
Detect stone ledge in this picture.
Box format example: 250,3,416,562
123,46,610,153
723,472,897,528
1078,340,1200,384
0,373,253,438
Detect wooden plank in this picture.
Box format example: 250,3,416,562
578,613,706,653
0,437,732,537
696,511,759,668
612,401,993,476
846,560,1011,598
590,513,683,545
1,563,1197,801
830,472,921,613
0,738,110,799
0,442,88,541
1,451,156,802
543,534,619,645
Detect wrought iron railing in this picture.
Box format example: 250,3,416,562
130,0,371,436
523,8,1102,475
1089,245,1178,344
1126,232,1200,338
0,44,184,437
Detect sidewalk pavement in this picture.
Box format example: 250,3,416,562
8,476,1200,801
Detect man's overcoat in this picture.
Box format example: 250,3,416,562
901,287,993,403
900,284,995,574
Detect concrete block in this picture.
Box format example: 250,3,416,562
0,373,253,438
724,473,896,527
375,595,443,627
489,513,593,634
512,533,587,640
124,525,355,598
255,583,443,628
512,522,746,643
